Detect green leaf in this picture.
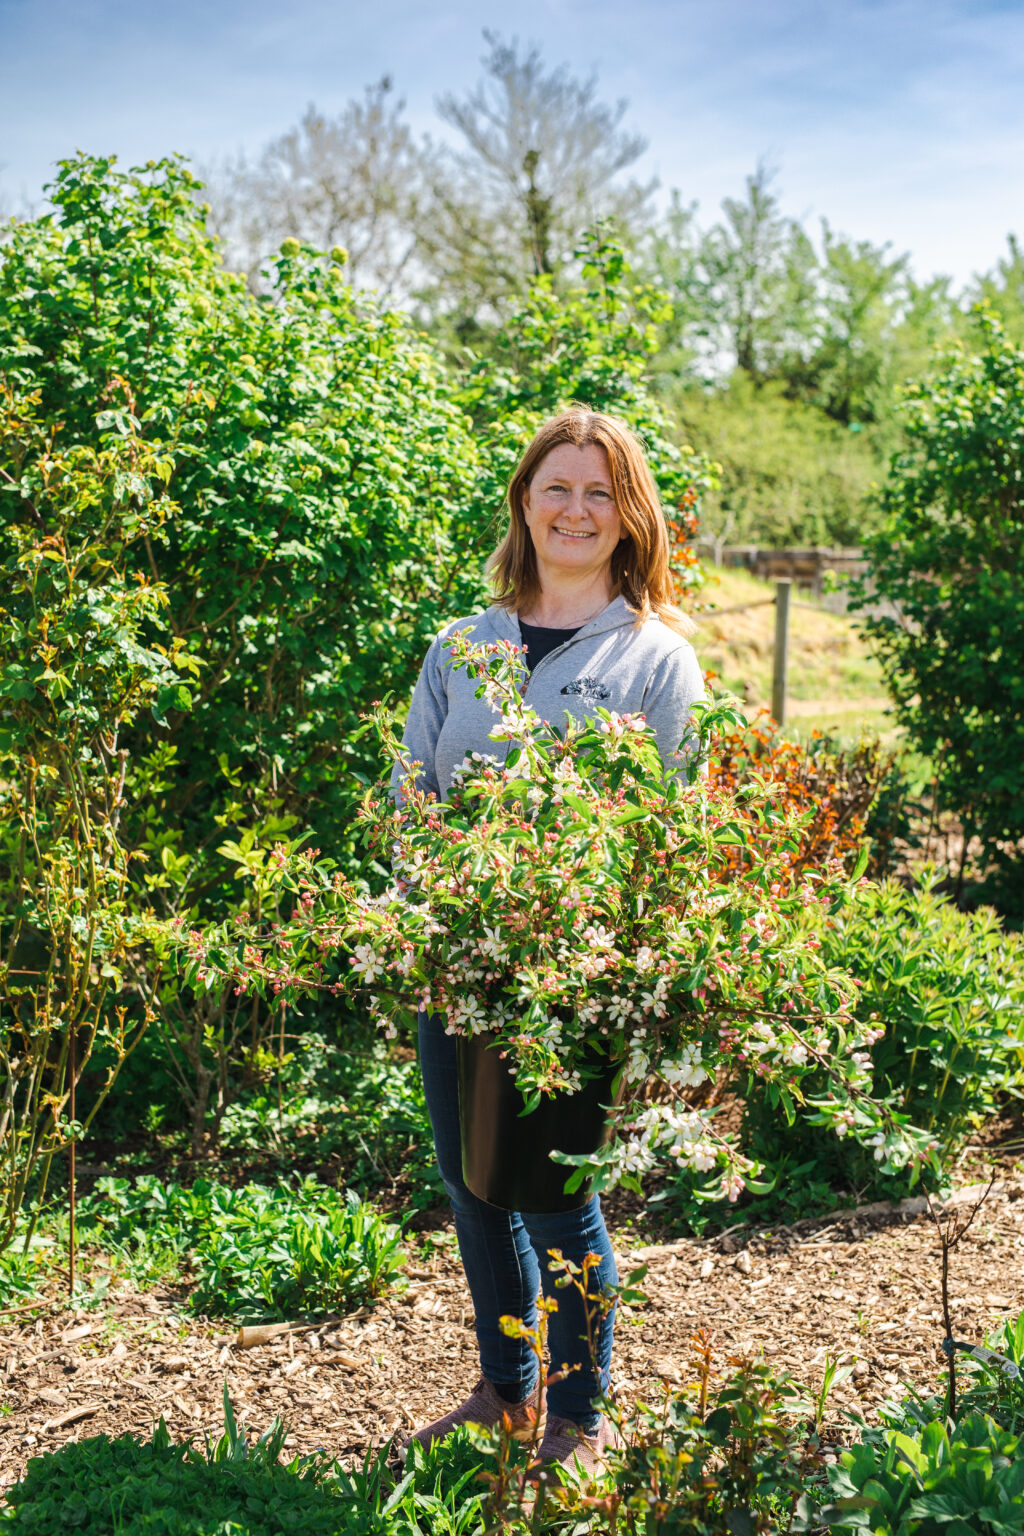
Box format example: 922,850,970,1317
612,805,649,826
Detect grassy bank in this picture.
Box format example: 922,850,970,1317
685,565,894,744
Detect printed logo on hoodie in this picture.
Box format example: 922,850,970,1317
561,676,611,702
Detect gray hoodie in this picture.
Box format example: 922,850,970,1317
394,595,706,801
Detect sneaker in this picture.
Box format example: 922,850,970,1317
526,1413,621,1485
400,1377,545,1458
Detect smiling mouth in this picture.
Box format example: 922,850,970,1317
554,527,595,539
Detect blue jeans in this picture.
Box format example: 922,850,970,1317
418,1010,617,1430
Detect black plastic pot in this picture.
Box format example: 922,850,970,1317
457,1031,622,1213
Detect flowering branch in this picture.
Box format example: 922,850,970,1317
172,632,938,1199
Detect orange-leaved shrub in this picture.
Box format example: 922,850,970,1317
707,714,894,887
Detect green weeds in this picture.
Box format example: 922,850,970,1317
0,1237,59,1310
77,1174,404,1320
2,1390,489,1536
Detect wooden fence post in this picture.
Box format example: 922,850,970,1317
771,579,791,726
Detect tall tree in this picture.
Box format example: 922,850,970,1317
203,79,424,296
700,162,818,380
784,225,909,424
635,191,713,383
968,233,1024,343
414,31,656,331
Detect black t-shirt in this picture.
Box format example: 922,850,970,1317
518,619,580,673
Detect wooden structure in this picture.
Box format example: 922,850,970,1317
694,543,868,603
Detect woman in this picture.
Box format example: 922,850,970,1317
396,408,705,1478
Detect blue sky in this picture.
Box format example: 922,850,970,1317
2,0,1022,287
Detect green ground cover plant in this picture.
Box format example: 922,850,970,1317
820,1415,1024,1535
1,1390,489,1535
0,1237,60,1308
76,1173,404,1319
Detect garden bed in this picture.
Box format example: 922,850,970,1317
2,1179,1022,1490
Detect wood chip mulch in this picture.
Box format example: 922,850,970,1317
2,1178,1023,1491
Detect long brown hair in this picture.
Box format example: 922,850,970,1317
486,407,695,637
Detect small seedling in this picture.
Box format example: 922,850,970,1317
813,1352,855,1435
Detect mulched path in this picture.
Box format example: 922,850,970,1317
2,1178,1023,1491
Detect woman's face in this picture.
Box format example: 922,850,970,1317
522,442,626,583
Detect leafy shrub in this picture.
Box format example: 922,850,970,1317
599,1354,818,1533
77,1173,404,1319
0,152,490,1154
218,1035,444,1210
708,716,894,885
741,878,1024,1202
0,154,488,889
852,312,1024,913
828,882,1024,1144
0,383,197,1246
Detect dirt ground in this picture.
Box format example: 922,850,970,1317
2,1177,1023,1492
